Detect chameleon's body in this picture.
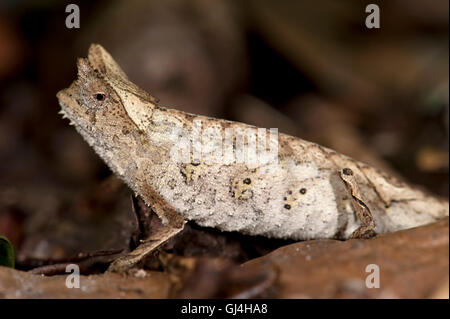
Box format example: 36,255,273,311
57,44,448,241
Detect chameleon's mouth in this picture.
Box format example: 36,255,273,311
56,90,76,125
56,88,90,133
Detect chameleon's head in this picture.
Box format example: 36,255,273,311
57,44,157,148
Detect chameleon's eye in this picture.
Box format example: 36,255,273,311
94,93,106,101
81,80,110,108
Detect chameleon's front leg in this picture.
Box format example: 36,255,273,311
107,192,186,273
340,168,376,239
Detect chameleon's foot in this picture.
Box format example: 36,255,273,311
350,226,376,239
107,225,185,273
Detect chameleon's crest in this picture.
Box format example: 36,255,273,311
87,44,127,79
76,58,93,81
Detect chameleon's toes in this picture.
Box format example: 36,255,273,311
350,227,376,239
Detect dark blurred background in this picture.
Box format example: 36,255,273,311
0,0,448,264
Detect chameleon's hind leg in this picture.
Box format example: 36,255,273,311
340,168,376,239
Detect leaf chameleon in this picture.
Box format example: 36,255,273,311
57,45,448,268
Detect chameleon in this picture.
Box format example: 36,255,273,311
57,44,448,243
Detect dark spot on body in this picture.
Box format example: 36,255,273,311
283,197,287,201
343,168,353,176
284,204,291,210
243,178,251,185
288,191,292,195
300,188,307,194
